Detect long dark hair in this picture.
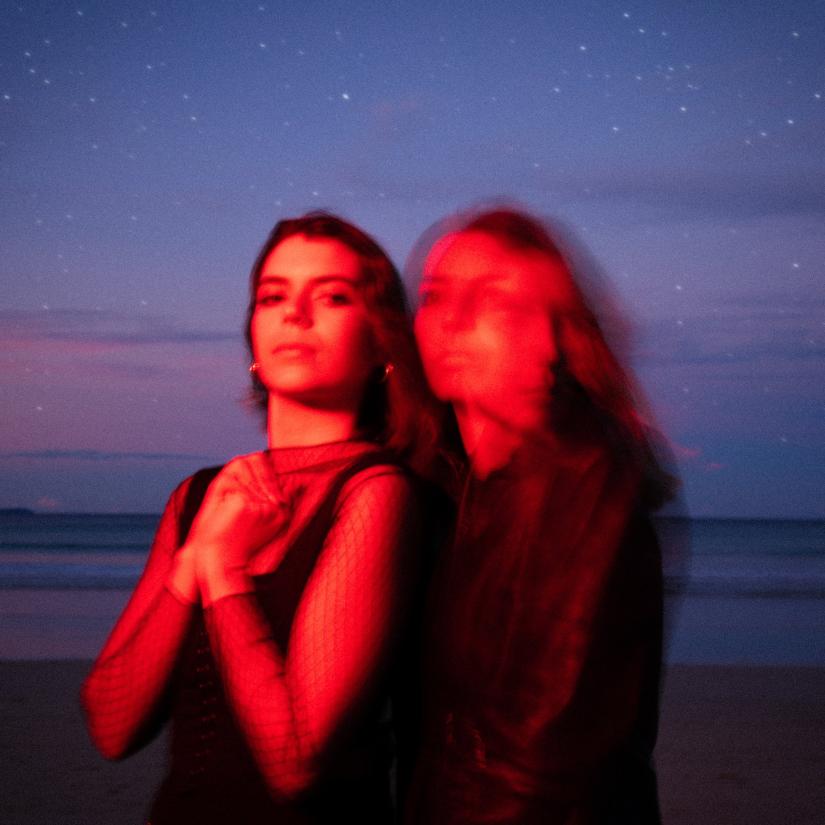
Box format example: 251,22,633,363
245,211,456,487
410,206,675,506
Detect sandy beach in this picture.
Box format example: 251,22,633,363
656,664,825,824
0,659,822,824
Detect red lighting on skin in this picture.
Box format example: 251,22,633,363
81,215,436,822
416,230,569,439
405,209,670,823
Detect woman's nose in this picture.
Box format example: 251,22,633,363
440,296,472,332
283,296,312,327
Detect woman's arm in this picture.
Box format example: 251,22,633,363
202,466,419,797
81,478,198,759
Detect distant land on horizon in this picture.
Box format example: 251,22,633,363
3,509,822,524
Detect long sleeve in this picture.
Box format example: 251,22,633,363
81,479,197,759
203,466,419,798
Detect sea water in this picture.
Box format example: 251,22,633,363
0,512,823,663
0,512,157,589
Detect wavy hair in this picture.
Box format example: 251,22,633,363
245,211,456,488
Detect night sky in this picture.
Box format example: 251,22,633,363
2,1,823,517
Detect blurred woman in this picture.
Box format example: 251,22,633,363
82,212,447,824
406,208,673,824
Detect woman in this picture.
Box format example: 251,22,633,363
405,208,672,824
82,212,447,824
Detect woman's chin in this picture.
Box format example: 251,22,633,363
268,382,362,411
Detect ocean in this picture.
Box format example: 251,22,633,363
0,512,159,590
0,512,823,664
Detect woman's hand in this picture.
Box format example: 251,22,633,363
166,540,199,604
186,453,292,605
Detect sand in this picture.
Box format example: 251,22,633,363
656,664,825,824
1,660,823,825
0,660,164,825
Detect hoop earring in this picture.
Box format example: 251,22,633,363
381,363,395,382
248,362,260,374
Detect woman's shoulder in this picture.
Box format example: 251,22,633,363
336,452,413,499
165,464,225,523
333,443,452,512
172,464,224,498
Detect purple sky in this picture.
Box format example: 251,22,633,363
2,1,823,517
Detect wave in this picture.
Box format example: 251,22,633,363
0,541,150,552
0,564,142,590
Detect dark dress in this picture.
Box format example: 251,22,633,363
405,434,663,825
83,441,427,825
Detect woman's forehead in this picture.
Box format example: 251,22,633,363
423,230,569,298
262,234,362,279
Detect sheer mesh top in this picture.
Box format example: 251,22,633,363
82,441,422,825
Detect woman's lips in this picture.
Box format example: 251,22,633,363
272,343,316,357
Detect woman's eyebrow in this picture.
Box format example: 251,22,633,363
308,275,359,287
257,274,359,287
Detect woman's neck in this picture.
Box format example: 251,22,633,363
266,394,361,449
454,403,523,479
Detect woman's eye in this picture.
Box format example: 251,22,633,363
256,292,286,306
476,287,512,310
317,291,352,306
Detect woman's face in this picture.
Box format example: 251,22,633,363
251,234,378,409
415,230,569,429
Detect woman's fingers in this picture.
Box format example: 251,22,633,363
245,453,284,506
189,454,290,571
221,453,282,506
